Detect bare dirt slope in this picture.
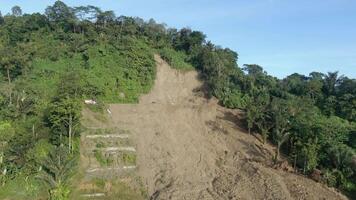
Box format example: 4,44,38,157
97,55,347,199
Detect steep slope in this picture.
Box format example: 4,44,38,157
86,55,348,200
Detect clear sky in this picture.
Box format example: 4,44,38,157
1,0,356,78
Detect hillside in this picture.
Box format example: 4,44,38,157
0,1,355,200
81,55,347,199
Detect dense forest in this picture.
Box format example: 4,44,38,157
0,1,355,199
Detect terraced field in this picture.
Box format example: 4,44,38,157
73,126,146,200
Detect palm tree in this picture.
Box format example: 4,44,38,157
323,71,344,96
37,146,76,200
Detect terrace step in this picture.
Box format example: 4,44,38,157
85,134,130,139
90,146,136,152
86,165,137,173
81,193,105,198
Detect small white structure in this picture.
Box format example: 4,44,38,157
107,109,112,115
84,99,97,105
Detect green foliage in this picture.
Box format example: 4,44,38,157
105,180,147,200
25,139,54,171
0,121,15,141
37,146,77,200
327,144,355,179
122,153,137,165
300,142,319,172
93,150,113,166
49,183,70,200
0,175,44,200
159,48,193,70
221,88,248,109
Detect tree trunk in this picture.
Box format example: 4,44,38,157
262,129,267,144
68,114,73,153
275,142,281,162
68,114,72,153
6,68,11,85
294,153,297,172
60,132,62,147
32,124,36,139
16,94,20,109
7,68,12,105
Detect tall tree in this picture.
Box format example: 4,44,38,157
245,88,270,135
0,12,4,25
96,10,115,28
45,0,76,29
0,47,21,105
47,96,81,152
243,64,264,76
74,5,101,21
271,98,292,161
323,71,343,96
47,70,82,151
11,6,23,17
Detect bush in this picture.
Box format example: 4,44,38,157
159,47,193,70
50,183,70,200
221,88,248,109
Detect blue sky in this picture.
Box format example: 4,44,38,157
1,0,355,78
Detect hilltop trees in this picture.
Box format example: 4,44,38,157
45,0,76,30
73,5,100,21
11,6,22,17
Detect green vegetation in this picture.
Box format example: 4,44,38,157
71,179,146,200
159,48,193,70
0,175,45,200
122,153,137,165
106,180,146,200
93,150,113,167
0,1,355,199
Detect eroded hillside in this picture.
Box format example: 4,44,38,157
82,55,348,200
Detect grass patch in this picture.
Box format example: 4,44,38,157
122,153,137,165
95,142,105,148
72,179,146,200
107,180,146,200
85,102,107,114
94,150,113,167
89,128,130,135
0,176,47,200
93,178,106,190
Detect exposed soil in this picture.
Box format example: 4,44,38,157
84,55,348,200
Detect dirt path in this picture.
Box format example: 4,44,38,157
103,55,347,199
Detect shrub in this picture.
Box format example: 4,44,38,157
159,48,193,70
